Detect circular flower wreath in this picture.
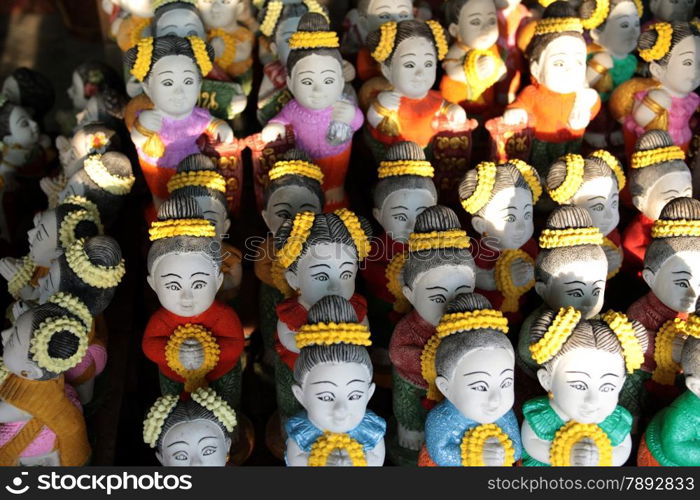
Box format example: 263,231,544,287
164,324,221,393
308,432,367,466
29,316,89,373
461,423,515,466
549,421,612,466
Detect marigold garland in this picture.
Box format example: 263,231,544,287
270,258,295,298
426,20,448,60
65,238,126,289
581,0,610,30
385,251,411,313
548,154,585,203
149,218,216,241
208,29,237,68
461,424,516,466
58,209,97,250
288,31,340,50
308,432,367,466
464,49,504,99
534,17,584,36
589,150,625,191
539,227,604,249
550,421,613,466
372,22,398,63
602,237,622,279
651,219,700,239
191,387,237,432
0,358,8,386
377,160,434,179
187,36,213,77
8,255,37,299
167,170,227,194
495,249,535,313
461,162,497,214
260,0,283,36
143,394,179,448
277,211,316,269
630,145,685,169
128,16,152,50
335,209,370,261
296,322,372,349
632,0,644,17
63,195,103,233
508,159,542,203
83,155,135,195
408,229,471,252
529,306,582,365
165,324,221,393
601,310,644,373
268,160,324,183
30,315,89,373
639,22,673,62
131,37,154,82
48,292,92,329
652,316,700,384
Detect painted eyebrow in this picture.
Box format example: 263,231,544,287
593,280,605,284
661,189,680,195
14,114,25,125
391,205,408,210
500,368,514,375
310,263,330,269
565,371,591,377
273,202,292,208
300,203,318,209
202,210,217,215
463,371,490,377
190,272,210,277
587,196,606,201
298,70,315,75
311,380,337,386
161,25,178,31
340,261,354,268
321,69,336,74
184,70,196,74
502,206,517,211
551,52,567,57
198,436,218,444
39,223,49,238
167,441,188,448
680,51,694,55
601,373,619,378
347,379,366,385
400,53,416,58
426,286,448,291
160,273,183,278
468,13,481,17
563,280,586,285
456,284,472,291
158,70,174,75
673,270,691,275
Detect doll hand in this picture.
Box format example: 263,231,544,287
503,108,528,126
342,59,357,83
55,136,72,168
210,37,227,60
332,100,356,124
476,55,496,79
261,122,286,143
511,258,534,288
377,90,402,111
40,176,64,198
476,267,497,291
179,338,205,370
569,88,598,129
138,110,164,133
671,333,686,364
570,437,599,466
482,436,506,466
584,132,608,149
0,257,21,282
11,300,30,320
326,448,353,466
214,122,235,144
445,104,467,127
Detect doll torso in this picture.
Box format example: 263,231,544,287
588,52,637,102
624,89,700,148
621,212,654,276
388,309,437,388
643,390,700,466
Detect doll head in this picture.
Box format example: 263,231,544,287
429,293,515,422
445,0,500,50
649,0,696,22
38,236,125,316
57,122,121,179
681,337,700,398
1,303,89,380
395,205,476,325
531,308,647,424
147,196,223,317
274,210,372,308
77,87,129,129
358,0,414,34
372,141,438,243
535,206,608,318
125,36,215,118
459,160,542,251
629,130,692,220
262,149,325,234
120,0,155,17
584,0,642,57
527,2,587,94
643,197,700,313
67,61,123,112
152,0,206,38
258,0,327,38
367,19,448,99
196,0,245,29
292,295,375,433
638,22,700,96
0,97,39,150
144,388,236,466
168,154,230,238
546,151,625,237
2,67,55,120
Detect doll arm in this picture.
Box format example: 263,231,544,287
141,316,170,365
631,89,671,130
131,110,163,151
277,319,300,354
442,44,468,83
611,433,632,466
365,439,386,466
503,86,536,126
475,266,498,291
262,106,291,143
661,407,700,465
367,91,402,131
212,308,246,374
521,419,551,464
205,118,235,144
586,52,613,89
232,29,253,64
285,438,310,466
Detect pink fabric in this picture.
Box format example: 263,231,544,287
624,90,700,146
269,99,364,160
64,344,108,383
0,384,81,458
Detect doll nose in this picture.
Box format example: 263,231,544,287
181,288,194,302
584,388,599,406
333,398,348,417
326,279,341,293
486,389,501,408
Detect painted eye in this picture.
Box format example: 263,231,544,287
501,378,513,388
600,384,616,393
174,451,188,461
470,19,480,26
317,394,334,402
591,203,604,212
275,210,291,220
620,22,629,28
425,60,434,68
430,296,446,304
567,290,583,298
471,384,487,392
392,214,407,222
187,30,198,36
314,274,329,282
348,393,362,401
162,80,174,87
504,214,516,223
553,61,564,68
185,78,195,85
403,62,415,69
166,283,181,291
301,78,313,86
324,77,335,85
340,271,354,280
570,382,586,391
193,282,206,290
202,446,217,456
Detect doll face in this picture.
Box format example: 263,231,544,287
471,187,533,250
195,196,230,240
262,185,323,234
121,0,154,17
197,0,242,29
288,54,345,110
38,261,61,305
364,0,413,33
571,176,619,237
143,55,203,119
148,252,224,317
540,348,625,424
651,35,700,96
157,419,230,466
591,2,640,57
1,311,43,380
373,188,437,243
293,361,375,433
536,258,607,319
633,169,692,220
531,35,587,94
643,251,700,313
494,0,520,9
382,37,437,99
28,210,60,267
6,106,39,148
451,0,499,50
67,71,88,110
2,76,20,104
286,243,358,307
437,347,515,423
154,8,205,38
273,16,302,65
650,0,696,21
403,264,476,326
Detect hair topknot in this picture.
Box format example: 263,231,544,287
413,205,461,233
658,197,700,221
177,153,216,173
637,22,699,65
545,205,594,230
281,148,314,162
307,295,359,325
542,0,578,19
384,141,427,162
366,19,437,66
635,130,675,152
445,292,493,315
297,11,329,32
156,195,203,221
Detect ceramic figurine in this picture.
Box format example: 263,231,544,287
0,303,91,466
501,1,600,174
113,0,154,52
638,336,700,466
458,160,542,323
387,205,476,458
495,0,532,105
75,87,129,131
1,67,55,124
365,19,467,160
418,293,522,466
621,131,691,276
261,13,363,211
151,0,206,38
441,0,507,119
285,295,386,466
648,0,697,24
521,307,647,466
144,387,237,466
143,197,244,408
124,35,234,208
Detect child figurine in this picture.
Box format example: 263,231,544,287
285,295,386,466
521,308,647,466
501,1,600,174
495,0,532,106
143,197,245,407
648,0,696,24
387,205,476,458
125,35,234,208
2,67,55,125
151,0,206,38
261,13,363,211
0,303,91,466
458,160,542,323
638,336,700,466
167,154,242,300
419,293,522,466
441,0,507,118
365,19,467,159
114,0,154,52
144,387,237,466
621,131,692,276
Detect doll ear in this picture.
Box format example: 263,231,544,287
372,207,381,224
590,28,601,44
380,63,391,81
215,270,224,291
529,60,541,83
402,284,414,304
686,375,700,396
260,209,271,231
223,219,231,237
631,194,644,212
146,273,156,292
536,367,552,392
285,269,299,291
141,81,151,100
224,436,232,456
471,215,487,235
291,383,304,405
55,135,70,152
534,281,547,300
648,62,663,82
269,41,278,55
155,449,165,465
642,268,656,289
367,382,376,401
448,23,459,39
435,375,450,399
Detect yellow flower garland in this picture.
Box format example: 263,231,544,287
461,423,516,466
639,22,673,62
427,20,448,60
602,237,622,279
495,249,535,313
260,0,283,36
277,211,316,269
548,154,585,203
377,160,434,179
268,160,324,183
581,0,610,30
83,155,135,195
372,22,398,63
58,209,99,250
0,358,8,386
48,292,92,330
529,306,582,365
308,432,367,466
335,209,370,261
296,322,372,349
87,132,109,152
463,49,504,99
461,162,498,214
30,316,89,373
534,17,584,36
165,324,221,393
652,316,700,384
270,258,295,298
191,387,237,432
601,310,644,373
149,219,216,241
408,229,471,252
589,150,625,191
508,159,542,203
65,238,126,289
8,255,36,299
128,16,152,50
385,251,412,313
651,219,700,239
167,170,227,194
208,29,236,68
143,394,179,448
630,145,685,169
632,0,644,17
539,227,604,249
288,31,340,50
187,36,213,77
63,195,103,233
550,421,613,466
131,37,154,82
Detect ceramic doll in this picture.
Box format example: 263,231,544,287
113,0,154,52
272,210,372,423
124,35,234,208
521,308,647,466
75,87,130,131
2,67,55,124
638,336,700,466
144,387,237,466
648,0,697,25
387,205,476,458
365,19,467,160
418,293,523,466
261,13,363,211
495,0,532,106
166,153,242,301
285,295,386,466
501,1,600,174
621,130,691,276
441,0,507,119
151,0,206,38
0,303,91,466
143,197,245,407
458,160,542,323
